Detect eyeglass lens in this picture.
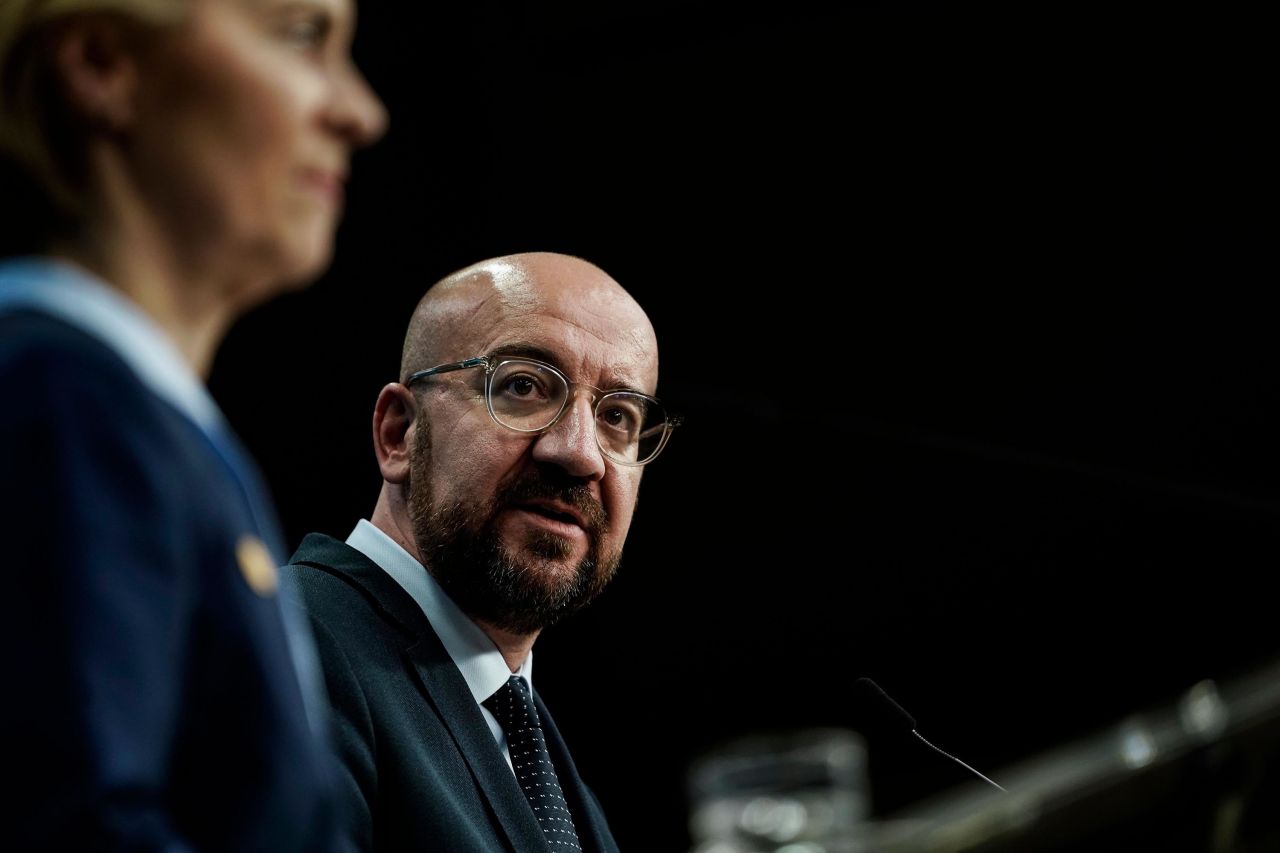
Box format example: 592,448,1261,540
488,360,668,464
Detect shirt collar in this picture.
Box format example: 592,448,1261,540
0,256,223,434
344,519,531,704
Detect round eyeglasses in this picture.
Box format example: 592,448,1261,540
405,356,680,467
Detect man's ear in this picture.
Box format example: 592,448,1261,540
53,15,142,131
373,383,416,484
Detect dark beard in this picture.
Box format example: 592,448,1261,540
407,428,620,634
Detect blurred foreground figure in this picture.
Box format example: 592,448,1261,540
286,252,679,851
0,0,385,848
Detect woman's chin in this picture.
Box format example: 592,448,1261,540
274,229,338,291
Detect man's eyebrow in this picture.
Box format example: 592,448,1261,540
486,342,560,364
485,343,649,396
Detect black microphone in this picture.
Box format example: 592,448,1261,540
853,677,1006,793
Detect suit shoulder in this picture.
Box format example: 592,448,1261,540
284,559,402,641
285,562,418,706
285,560,368,613
0,312,149,411
0,310,209,456
0,312,237,541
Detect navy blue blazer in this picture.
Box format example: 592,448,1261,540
0,309,338,851
286,533,622,853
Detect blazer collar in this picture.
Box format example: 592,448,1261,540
289,533,551,852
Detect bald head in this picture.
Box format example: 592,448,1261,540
400,252,658,393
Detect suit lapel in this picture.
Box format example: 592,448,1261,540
403,635,550,852
290,535,549,852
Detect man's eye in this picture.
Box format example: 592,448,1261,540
598,406,639,434
499,374,546,399
507,377,536,396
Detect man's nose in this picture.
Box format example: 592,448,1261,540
530,393,607,481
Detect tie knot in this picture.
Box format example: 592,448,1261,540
483,675,542,734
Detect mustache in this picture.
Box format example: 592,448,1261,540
497,469,608,534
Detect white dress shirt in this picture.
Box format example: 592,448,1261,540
345,518,531,770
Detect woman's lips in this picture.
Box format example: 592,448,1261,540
299,167,345,204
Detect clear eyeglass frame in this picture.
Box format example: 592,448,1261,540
405,355,680,467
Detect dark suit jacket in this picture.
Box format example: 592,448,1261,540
0,309,338,851
285,533,622,853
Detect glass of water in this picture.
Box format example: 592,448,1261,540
686,727,872,853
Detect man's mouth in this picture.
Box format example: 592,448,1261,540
516,500,587,529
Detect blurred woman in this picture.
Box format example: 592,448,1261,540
0,0,385,848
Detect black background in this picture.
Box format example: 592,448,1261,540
210,4,1272,849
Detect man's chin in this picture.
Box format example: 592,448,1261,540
499,551,589,601
501,525,588,567
414,508,616,634
469,558,596,635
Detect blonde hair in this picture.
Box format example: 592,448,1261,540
0,0,183,217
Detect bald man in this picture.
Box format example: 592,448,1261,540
284,253,678,852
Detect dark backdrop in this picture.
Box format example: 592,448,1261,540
210,4,1272,849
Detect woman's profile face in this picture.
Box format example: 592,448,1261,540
126,0,386,298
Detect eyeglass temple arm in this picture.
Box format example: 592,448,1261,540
638,415,682,441
405,357,489,385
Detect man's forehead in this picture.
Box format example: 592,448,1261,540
434,262,659,390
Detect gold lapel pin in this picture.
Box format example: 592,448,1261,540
236,535,278,597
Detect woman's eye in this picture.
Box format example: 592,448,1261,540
280,15,330,50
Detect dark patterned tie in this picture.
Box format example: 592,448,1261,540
483,676,583,851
